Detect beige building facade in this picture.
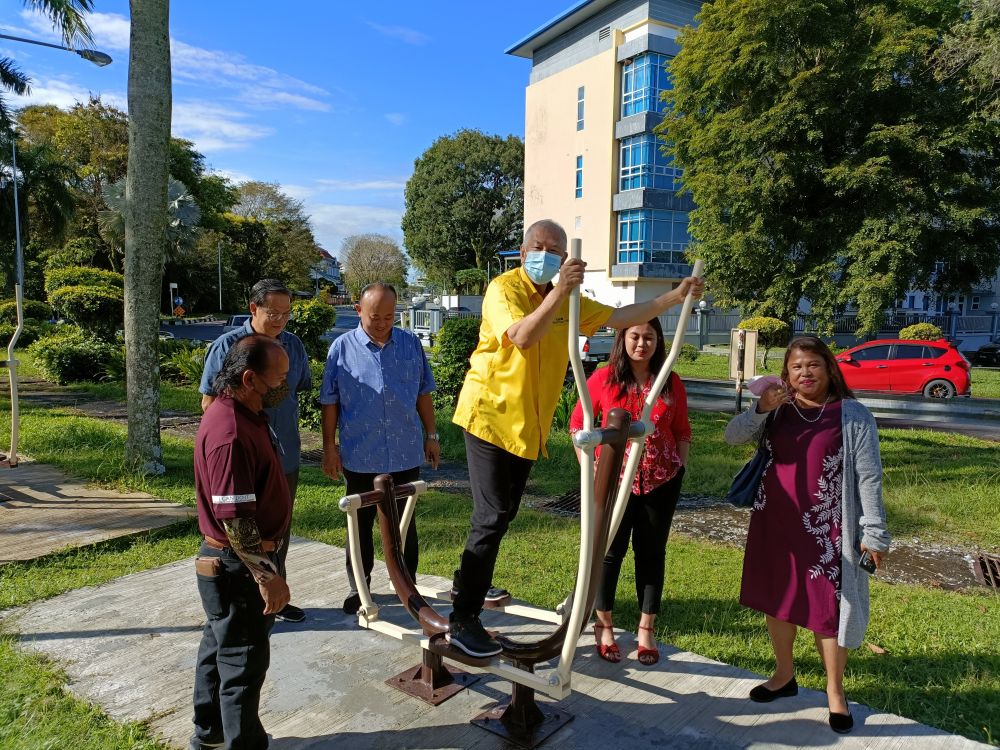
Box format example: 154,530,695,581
508,0,701,307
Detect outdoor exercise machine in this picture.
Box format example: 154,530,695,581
338,241,705,748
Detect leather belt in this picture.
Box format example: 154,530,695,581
203,536,281,553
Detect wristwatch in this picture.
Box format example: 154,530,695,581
425,432,440,441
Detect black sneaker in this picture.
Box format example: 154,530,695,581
343,593,362,615
446,616,502,658
275,603,305,622
485,586,510,603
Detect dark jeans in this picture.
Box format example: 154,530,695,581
452,431,534,621
343,466,420,594
596,467,684,616
192,543,275,750
277,469,299,578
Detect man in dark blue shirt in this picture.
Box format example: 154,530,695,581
320,281,438,614
201,278,311,623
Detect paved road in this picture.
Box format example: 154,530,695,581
160,307,359,345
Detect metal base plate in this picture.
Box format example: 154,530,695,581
385,662,479,706
471,701,573,749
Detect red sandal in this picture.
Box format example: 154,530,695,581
593,622,621,663
637,625,659,666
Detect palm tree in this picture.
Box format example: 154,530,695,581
0,1,96,132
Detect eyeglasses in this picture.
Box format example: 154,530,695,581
260,309,293,322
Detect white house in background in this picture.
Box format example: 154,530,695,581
311,249,343,295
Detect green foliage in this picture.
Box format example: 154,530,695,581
678,343,700,363
430,317,481,410
402,129,524,287
44,265,124,295
48,284,123,340
551,384,578,432
899,322,944,340
935,0,1000,120
299,360,326,431
660,0,1000,336
44,237,102,269
0,299,52,323
162,345,207,385
286,298,336,360
27,327,117,384
340,234,408,300
738,316,790,368
454,268,488,294
0,321,55,348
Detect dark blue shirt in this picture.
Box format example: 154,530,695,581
320,325,435,473
200,320,311,473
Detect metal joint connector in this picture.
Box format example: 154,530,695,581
338,494,361,512
572,429,602,449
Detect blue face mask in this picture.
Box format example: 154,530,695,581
523,251,563,284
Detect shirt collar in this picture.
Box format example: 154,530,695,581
219,392,268,425
354,322,395,349
515,265,546,301
242,317,287,343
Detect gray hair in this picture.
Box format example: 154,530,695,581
523,219,567,249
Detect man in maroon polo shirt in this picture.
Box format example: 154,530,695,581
191,334,292,750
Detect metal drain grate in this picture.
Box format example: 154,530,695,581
536,489,581,518
973,553,1000,590
300,448,324,465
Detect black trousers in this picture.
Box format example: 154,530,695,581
595,467,684,616
192,543,275,750
343,466,420,594
452,431,534,621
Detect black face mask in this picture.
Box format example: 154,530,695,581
259,381,289,409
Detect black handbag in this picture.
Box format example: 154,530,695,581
726,413,773,508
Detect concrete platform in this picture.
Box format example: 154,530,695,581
0,461,193,564
0,538,989,749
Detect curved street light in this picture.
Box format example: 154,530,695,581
0,32,112,66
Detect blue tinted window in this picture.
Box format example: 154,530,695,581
619,134,682,192
616,209,690,264
575,155,583,199
621,53,673,116
577,86,585,131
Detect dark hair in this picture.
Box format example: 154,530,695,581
249,278,291,306
359,281,397,301
781,335,855,400
607,317,674,401
213,334,283,395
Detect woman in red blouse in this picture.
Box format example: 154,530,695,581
570,318,691,666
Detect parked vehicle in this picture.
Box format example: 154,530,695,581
835,338,971,398
223,314,250,333
578,328,616,369
971,337,1000,367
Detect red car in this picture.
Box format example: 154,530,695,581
835,339,971,398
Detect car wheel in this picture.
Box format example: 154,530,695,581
923,379,956,399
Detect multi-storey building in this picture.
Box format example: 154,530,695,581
506,0,701,307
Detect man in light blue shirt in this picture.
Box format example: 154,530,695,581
320,282,439,615
200,278,312,623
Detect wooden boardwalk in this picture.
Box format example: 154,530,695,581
0,461,192,564
0,538,988,749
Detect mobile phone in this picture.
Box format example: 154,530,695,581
859,550,877,574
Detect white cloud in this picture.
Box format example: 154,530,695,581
85,12,131,51
209,168,254,185
15,77,125,110
366,22,430,46
316,178,408,191
238,89,331,113
281,184,317,201
384,112,406,126
307,203,404,255
172,102,274,152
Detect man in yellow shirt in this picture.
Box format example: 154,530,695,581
447,219,704,657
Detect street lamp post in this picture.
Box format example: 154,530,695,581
2,33,112,467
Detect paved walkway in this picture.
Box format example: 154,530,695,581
0,460,192,565
1,538,988,750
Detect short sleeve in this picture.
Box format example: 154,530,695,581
204,441,258,520
319,342,341,405
200,339,229,395
483,277,531,348
579,296,614,338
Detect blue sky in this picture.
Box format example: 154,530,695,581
0,1,569,257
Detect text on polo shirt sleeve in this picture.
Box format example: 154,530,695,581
318,343,340,405
204,441,258,519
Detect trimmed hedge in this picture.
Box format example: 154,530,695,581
899,322,944,341
0,322,55,349
0,299,53,324
431,317,481,410
738,315,791,367
286,298,337,360
48,285,124,340
44,266,124,295
27,327,117,384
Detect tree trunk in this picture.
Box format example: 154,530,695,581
124,0,170,474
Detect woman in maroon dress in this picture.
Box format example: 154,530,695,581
726,337,890,734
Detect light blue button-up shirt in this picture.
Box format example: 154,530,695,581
200,319,311,474
320,325,435,473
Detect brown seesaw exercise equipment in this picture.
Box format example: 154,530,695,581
338,242,705,748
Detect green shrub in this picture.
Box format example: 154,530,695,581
102,344,127,382
298,360,326,431
44,266,124,295
28,328,117,384
48,284,124,340
738,316,791,368
285,297,337,360
0,321,55,349
899,322,943,341
0,299,53,323
431,317,481,410
679,343,700,362
44,238,102,270
162,345,207,385
551,383,578,432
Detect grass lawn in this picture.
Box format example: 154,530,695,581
0,400,998,746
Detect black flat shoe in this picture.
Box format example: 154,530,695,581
829,711,854,734
749,676,798,703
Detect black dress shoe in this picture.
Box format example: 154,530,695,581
829,711,854,734
749,676,798,703
342,593,362,615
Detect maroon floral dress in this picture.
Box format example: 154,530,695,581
739,400,844,637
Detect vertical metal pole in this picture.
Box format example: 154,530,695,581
6,137,24,466
735,329,746,414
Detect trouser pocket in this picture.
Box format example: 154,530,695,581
195,555,227,619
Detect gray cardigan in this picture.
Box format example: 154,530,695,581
725,399,891,648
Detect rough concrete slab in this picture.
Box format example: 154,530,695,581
0,538,990,749
0,461,193,564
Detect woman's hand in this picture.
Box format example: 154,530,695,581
860,544,885,570
756,383,792,413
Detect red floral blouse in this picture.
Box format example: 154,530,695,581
569,366,691,495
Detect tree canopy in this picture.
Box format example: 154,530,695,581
936,0,1000,119
660,0,1000,334
340,233,408,300
402,129,523,289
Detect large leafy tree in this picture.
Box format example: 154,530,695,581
340,233,408,300
936,0,1000,119
660,0,1000,334
124,0,170,473
402,129,523,289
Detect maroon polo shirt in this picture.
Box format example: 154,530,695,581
194,393,291,544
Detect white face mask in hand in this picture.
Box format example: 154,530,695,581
523,251,562,284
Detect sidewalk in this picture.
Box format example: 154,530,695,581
1,537,990,750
